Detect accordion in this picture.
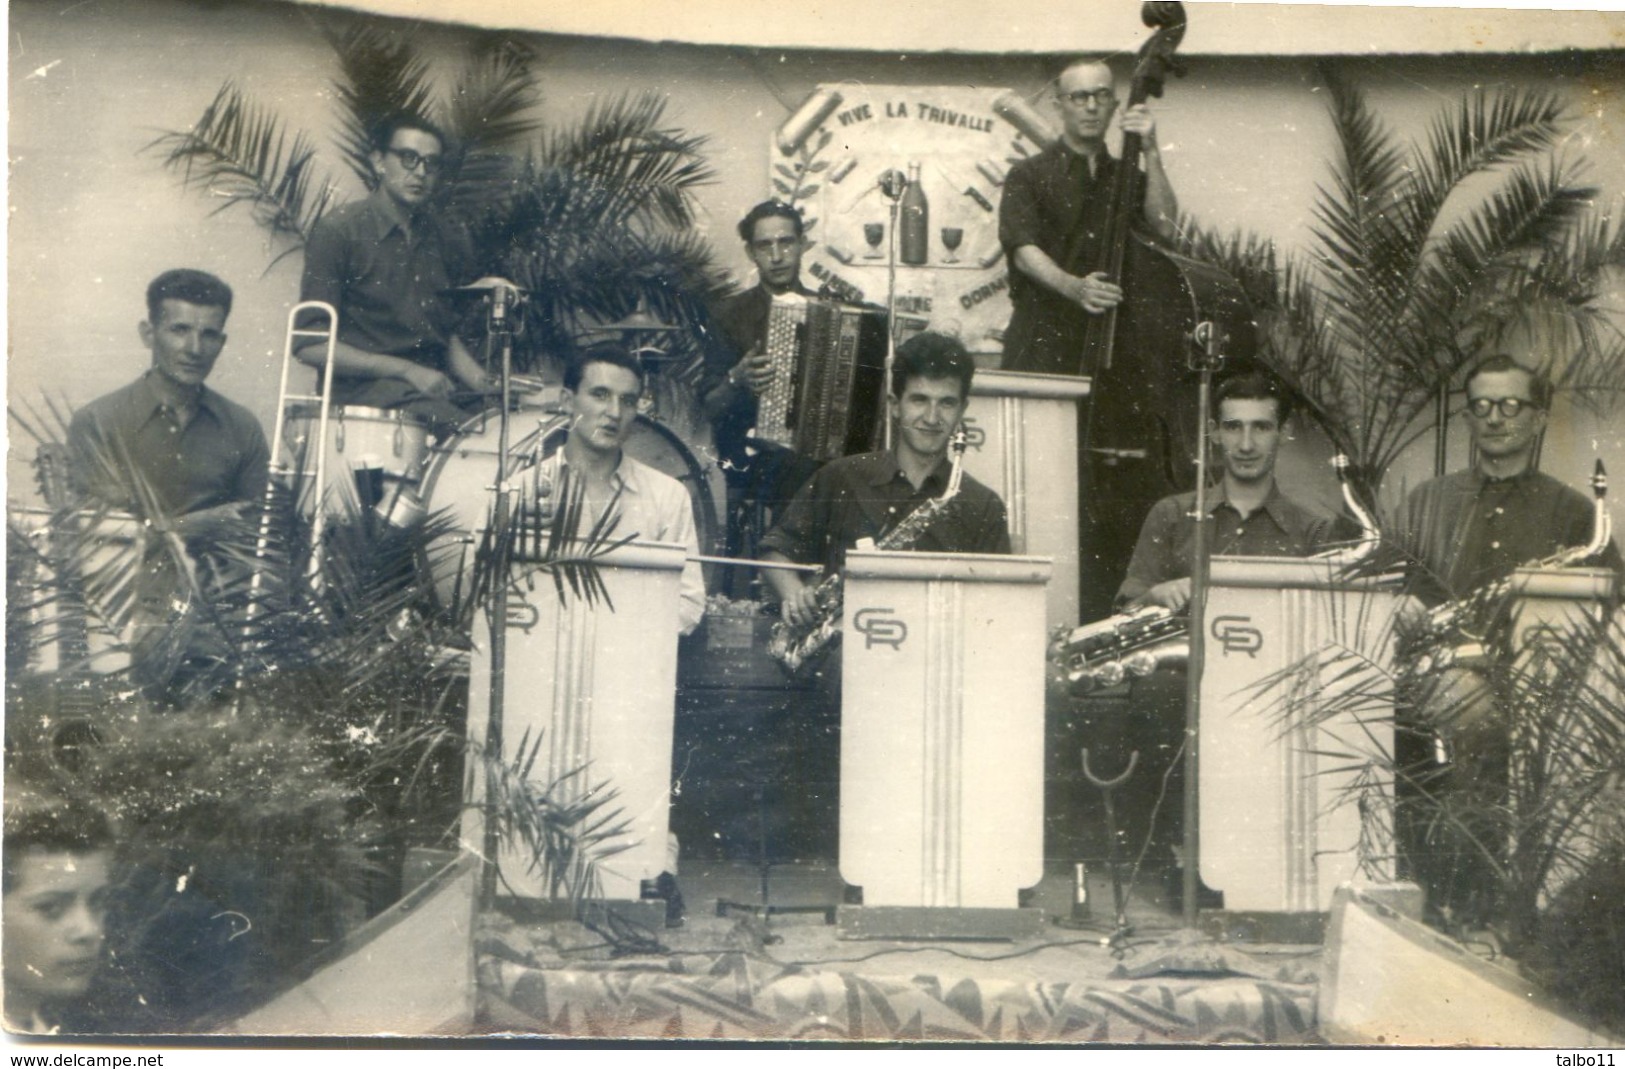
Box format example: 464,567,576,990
755,294,888,462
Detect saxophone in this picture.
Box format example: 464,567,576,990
1053,454,1383,695
768,429,968,675
1405,460,1613,676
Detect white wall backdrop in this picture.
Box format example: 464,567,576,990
8,0,1624,523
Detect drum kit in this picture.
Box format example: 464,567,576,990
270,294,727,607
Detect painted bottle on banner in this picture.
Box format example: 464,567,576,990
899,161,929,266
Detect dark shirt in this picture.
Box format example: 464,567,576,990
759,450,1012,574
298,190,475,408
67,371,270,517
998,141,1145,376
1116,482,1336,606
699,281,816,466
1399,467,1621,607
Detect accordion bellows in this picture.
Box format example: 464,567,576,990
755,294,888,461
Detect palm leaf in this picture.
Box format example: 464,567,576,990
443,36,542,155
146,82,336,256
322,21,437,190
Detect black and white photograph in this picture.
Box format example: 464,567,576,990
5,0,1625,1050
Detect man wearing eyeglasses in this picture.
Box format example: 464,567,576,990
296,112,489,430
1396,355,1619,931
997,58,1178,376
1401,355,1619,607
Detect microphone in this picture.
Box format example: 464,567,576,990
878,169,909,201
453,276,526,324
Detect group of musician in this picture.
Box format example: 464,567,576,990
28,54,1625,957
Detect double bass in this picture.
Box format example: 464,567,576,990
1073,2,1257,621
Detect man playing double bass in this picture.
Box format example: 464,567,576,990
998,56,1185,622
998,57,1177,377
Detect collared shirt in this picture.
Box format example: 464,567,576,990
1400,467,1622,606
698,281,816,466
1116,482,1336,606
998,141,1146,376
536,450,705,636
759,450,1012,574
66,371,270,517
298,190,474,406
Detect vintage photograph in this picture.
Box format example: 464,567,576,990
5,0,1624,1048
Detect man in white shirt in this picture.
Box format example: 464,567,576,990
547,342,704,635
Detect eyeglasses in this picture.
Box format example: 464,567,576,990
386,148,444,176
1060,88,1117,108
1466,397,1537,419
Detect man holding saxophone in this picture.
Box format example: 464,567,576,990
1104,366,1341,907
759,332,1011,626
1396,356,1620,930
754,332,1010,861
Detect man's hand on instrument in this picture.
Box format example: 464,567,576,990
173,501,254,542
780,583,823,629
1068,271,1124,314
732,347,776,396
1139,577,1192,613
403,365,457,399
1119,104,1158,143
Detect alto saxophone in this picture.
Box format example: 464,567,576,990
1053,454,1383,695
768,429,969,675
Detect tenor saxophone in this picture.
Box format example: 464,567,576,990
768,429,969,675
1406,460,1613,676
1053,454,1382,695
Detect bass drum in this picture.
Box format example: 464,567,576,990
416,405,725,611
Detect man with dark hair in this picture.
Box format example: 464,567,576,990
67,268,269,538
544,343,704,635
998,58,1178,376
760,332,1011,627
699,201,821,572
1090,367,1339,908
297,111,489,430
1116,367,1336,611
2,798,114,1032
754,333,1010,860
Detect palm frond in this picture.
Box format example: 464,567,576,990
322,21,437,190
443,37,542,155
535,91,715,233
475,729,636,904
1402,87,1570,246
146,82,336,252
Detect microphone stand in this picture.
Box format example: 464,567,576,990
477,279,522,909
1181,320,1223,928
879,171,906,450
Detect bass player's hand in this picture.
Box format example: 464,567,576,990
1066,271,1124,314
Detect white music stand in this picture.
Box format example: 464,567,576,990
464,540,686,905
837,549,1051,938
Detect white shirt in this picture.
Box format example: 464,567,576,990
538,450,704,635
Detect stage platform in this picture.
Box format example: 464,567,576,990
475,860,1323,1043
